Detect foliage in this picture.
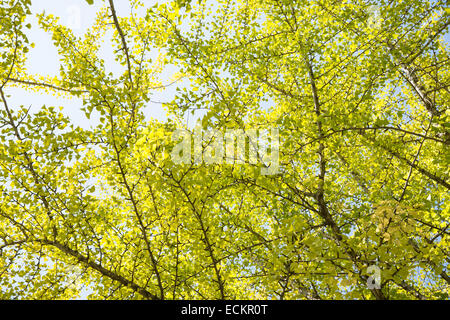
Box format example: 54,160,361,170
0,0,448,299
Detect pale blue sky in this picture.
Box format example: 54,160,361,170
3,0,447,299
8,1,447,131
7,0,189,130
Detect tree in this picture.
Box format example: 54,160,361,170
0,0,448,299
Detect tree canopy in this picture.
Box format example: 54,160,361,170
0,0,449,299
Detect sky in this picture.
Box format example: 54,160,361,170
6,0,190,131
2,0,448,299
7,1,448,131
4,1,177,299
